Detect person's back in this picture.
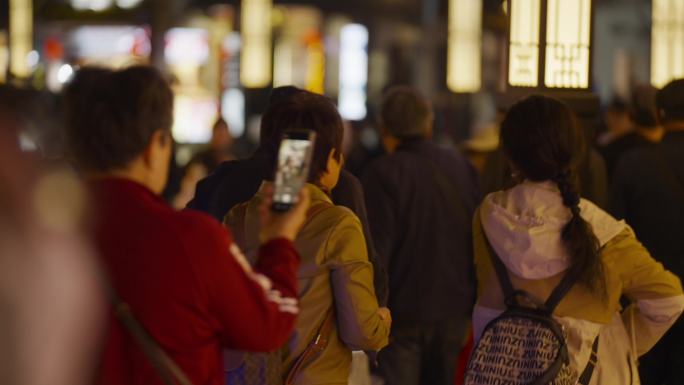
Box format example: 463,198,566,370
364,139,479,320
229,185,388,384
611,79,684,385
362,87,480,385
475,95,684,384
225,92,390,385
600,85,663,179
64,66,308,385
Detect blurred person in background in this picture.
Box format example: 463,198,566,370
597,98,632,148
172,119,236,209
599,86,663,178
0,85,105,385
187,86,389,307
190,117,236,174
362,86,481,385
611,79,684,385
225,91,390,385
64,66,310,385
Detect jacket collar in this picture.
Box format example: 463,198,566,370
257,182,333,205
90,176,162,203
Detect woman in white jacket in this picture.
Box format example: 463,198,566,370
472,95,684,384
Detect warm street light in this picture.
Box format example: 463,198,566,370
240,0,273,88
447,0,482,93
10,0,32,79
651,0,684,87
507,0,593,90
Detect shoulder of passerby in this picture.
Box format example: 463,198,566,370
331,169,364,213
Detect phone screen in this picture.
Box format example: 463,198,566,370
272,131,316,211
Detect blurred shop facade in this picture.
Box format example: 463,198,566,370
0,0,672,172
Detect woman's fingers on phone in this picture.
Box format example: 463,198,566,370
259,187,310,242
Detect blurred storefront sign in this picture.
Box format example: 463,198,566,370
651,0,684,87
339,23,368,121
241,0,273,88
10,0,33,79
447,0,482,93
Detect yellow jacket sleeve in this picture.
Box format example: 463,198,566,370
603,226,684,355
325,208,390,352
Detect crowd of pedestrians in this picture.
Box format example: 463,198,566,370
2,63,684,385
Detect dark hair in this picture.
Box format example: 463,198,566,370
260,91,343,183
259,86,306,145
380,86,433,140
630,85,659,128
657,79,684,123
500,95,605,298
64,66,174,172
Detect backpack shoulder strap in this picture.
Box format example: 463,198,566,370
544,267,581,312
482,224,581,312
481,228,516,302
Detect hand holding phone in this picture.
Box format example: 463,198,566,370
259,185,310,242
272,130,316,212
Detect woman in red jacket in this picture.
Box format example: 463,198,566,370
63,66,309,385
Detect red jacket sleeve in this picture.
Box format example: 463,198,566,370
197,218,300,351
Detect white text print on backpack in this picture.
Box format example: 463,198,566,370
464,232,599,385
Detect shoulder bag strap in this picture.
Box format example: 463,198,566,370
109,288,194,385
284,309,335,385
577,335,600,385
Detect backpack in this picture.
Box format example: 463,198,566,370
464,231,599,385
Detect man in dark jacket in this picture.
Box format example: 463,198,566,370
600,85,663,179
362,86,481,385
611,79,684,385
187,86,389,305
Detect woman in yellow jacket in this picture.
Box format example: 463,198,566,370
472,95,684,384
226,92,391,385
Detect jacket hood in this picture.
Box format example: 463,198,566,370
480,180,626,279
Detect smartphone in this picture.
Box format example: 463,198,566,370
272,130,316,212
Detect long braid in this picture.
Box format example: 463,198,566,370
553,171,606,300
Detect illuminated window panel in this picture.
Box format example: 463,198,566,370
240,0,272,88
544,0,591,88
10,0,32,78
339,24,368,121
447,0,482,93
651,0,684,87
508,0,541,87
